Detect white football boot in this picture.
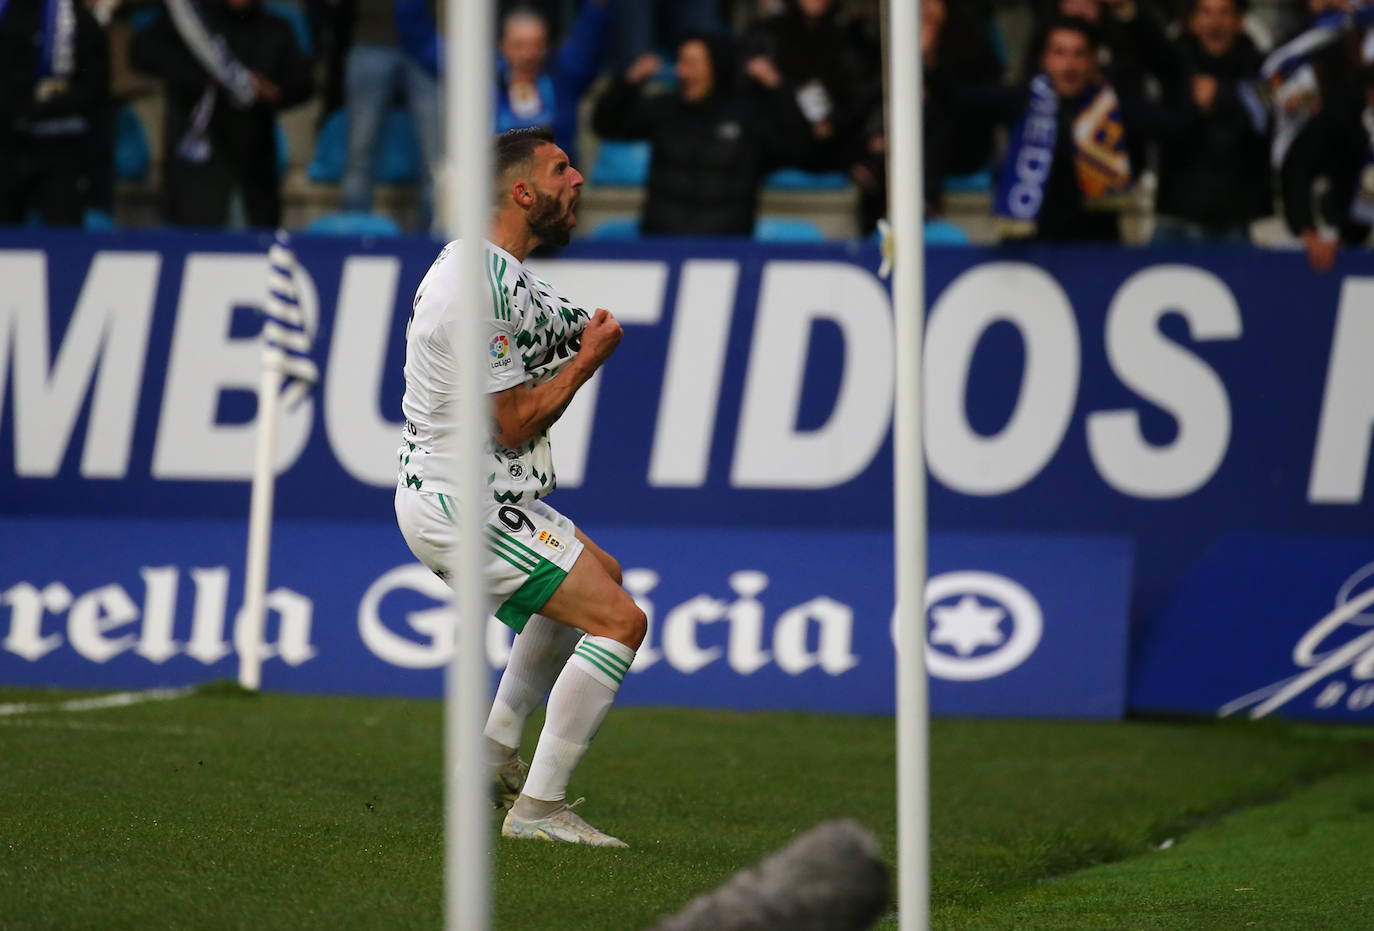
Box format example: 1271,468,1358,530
501,798,628,848
491,757,528,811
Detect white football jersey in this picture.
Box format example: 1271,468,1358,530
398,239,590,503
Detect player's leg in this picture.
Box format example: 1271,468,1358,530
503,546,645,846
483,527,631,809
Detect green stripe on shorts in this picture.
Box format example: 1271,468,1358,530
495,560,566,634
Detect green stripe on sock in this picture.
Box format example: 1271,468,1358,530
578,640,630,674
574,646,624,685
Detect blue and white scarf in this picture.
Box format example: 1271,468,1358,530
262,231,318,410
995,74,1132,228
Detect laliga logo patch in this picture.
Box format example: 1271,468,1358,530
923,571,1043,681
538,530,566,553
489,334,510,359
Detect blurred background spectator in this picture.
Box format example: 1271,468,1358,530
131,0,313,228
1274,0,1374,271
1150,0,1271,244
0,0,110,227
608,0,720,71
339,0,440,231
592,33,813,235
393,0,610,169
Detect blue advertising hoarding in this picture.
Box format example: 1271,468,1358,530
3,230,1374,718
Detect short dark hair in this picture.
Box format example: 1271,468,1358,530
1183,0,1246,16
1043,15,1099,52
494,126,556,184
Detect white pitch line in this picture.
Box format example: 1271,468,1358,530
0,687,194,717
0,717,196,736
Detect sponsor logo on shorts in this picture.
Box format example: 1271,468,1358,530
538,530,567,553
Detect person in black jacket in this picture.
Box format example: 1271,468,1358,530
591,32,813,236
1151,0,1271,243
0,0,109,226
131,0,313,228
1276,0,1373,272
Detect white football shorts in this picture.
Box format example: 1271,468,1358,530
394,485,585,633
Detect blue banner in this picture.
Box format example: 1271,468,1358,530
5,230,1374,717
1132,536,1374,722
0,516,1132,716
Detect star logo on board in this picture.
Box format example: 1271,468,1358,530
929,595,1006,656
918,572,1044,682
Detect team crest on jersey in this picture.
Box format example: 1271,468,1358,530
508,462,525,479
538,530,567,552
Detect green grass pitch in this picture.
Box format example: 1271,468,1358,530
0,685,1370,929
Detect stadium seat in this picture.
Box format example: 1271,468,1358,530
754,216,827,242
264,1,313,56
590,141,650,186
276,122,290,180
307,108,424,185
945,170,993,194
306,211,401,236
763,168,849,191
113,104,150,182
588,216,640,239
84,208,116,231
924,218,970,245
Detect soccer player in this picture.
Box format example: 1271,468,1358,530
394,126,645,847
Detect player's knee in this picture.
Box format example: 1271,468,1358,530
604,554,623,587
608,601,647,651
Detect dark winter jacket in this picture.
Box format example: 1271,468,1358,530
592,62,813,235
1153,32,1270,232
0,1,108,141
131,1,312,187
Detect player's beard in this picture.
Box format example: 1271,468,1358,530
528,188,574,247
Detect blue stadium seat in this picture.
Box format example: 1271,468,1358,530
84,209,116,231
590,141,650,186
113,104,150,182
754,216,827,242
945,170,992,194
924,218,970,245
308,108,423,185
264,1,313,56
588,216,640,239
276,122,290,180
128,7,158,32
306,211,401,236
763,168,849,191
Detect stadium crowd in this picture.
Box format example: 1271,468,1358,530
1,0,1372,268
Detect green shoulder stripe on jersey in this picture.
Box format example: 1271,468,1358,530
486,253,505,322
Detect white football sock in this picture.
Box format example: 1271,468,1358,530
483,613,582,759
520,635,635,806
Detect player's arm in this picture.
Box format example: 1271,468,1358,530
490,308,622,449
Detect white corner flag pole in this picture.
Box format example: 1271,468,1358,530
238,358,282,691
446,0,494,928
888,1,930,930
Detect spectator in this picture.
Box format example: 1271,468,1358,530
1273,0,1374,272
592,33,814,235
1030,0,1172,174
1151,0,1270,244
131,0,313,228
988,17,1134,243
741,0,882,174
918,0,1005,222
339,0,441,231
0,0,110,226
393,0,611,168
